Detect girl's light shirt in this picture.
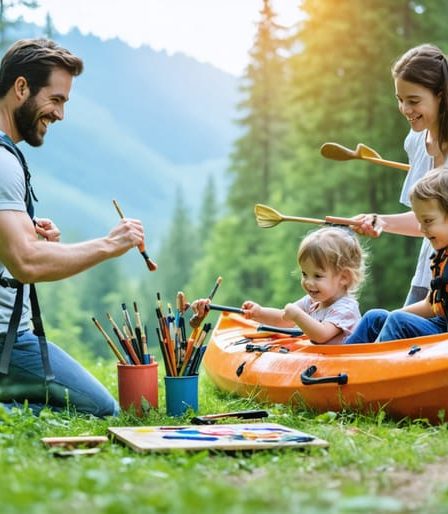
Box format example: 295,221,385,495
294,295,361,345
401,129,443,289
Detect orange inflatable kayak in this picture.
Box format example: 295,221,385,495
203,313,448,424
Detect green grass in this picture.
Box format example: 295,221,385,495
1,359,448,514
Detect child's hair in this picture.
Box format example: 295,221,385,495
297,227,366,296
409,166,448,215
392,44,448,152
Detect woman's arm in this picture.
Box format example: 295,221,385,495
352,211,421,238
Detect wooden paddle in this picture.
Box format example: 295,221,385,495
254,204,361,229
320,142,410,171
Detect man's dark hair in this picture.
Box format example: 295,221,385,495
0,38,83,97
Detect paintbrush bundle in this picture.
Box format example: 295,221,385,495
155,291,212,377
92,301,152,365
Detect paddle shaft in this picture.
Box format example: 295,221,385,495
362,155,410,171
281,215,361,227
209,304,244,314
257,324,303,337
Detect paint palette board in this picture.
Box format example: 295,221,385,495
108,422,328,453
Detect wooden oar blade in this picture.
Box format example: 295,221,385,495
254,203,283,228
356,143,382,159
320,142,356,161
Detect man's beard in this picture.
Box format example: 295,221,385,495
14,96,43,147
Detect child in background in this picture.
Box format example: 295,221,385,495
346,167,448,344
193,227,366,345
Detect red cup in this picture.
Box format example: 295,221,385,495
117,362,158,416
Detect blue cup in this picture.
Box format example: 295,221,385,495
165,375,199,417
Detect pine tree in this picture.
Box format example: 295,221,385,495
44,12,54,39
228,0,289,210
197,174,219,253
154,187,198,303
277,0,448,309
185,0,292,308
0,1,39,48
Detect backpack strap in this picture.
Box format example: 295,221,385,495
0,136,54,381
430,248,448,320
0,280,24,375
29,284,54,381
0,134,37,218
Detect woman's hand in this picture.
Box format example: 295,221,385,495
350,213,384,238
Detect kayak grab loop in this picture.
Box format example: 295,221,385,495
408,345,421,355
236,361,246,377
301,365,348,386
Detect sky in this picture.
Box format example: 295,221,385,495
10,0,302,76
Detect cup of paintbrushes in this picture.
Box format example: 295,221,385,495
117,361,159,416
164,374,198,417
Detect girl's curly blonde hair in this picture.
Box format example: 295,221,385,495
297,227,367,296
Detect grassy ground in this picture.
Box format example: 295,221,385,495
1,360,448,514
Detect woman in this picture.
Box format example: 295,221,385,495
355,44,448,305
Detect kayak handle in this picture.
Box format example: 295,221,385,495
301,365,348,385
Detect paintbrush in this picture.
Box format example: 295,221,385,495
189,276,222,328
185,323,212,375
106,312,132,364
133,301,150,364
112,199,157,272
91,317,127,364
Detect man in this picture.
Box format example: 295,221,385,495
0,39,145,416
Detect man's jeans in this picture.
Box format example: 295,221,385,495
345,309,447,344
0,330,119,416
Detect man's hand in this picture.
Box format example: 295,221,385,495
107,218,145,257
34,217,61,242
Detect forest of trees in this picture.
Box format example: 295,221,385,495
181,0,448,312
3,0,448,359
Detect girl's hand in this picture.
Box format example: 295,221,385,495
283,303,302,322
34,217,61,242
350,213,384,238
241,300,261,320
191,298,210,318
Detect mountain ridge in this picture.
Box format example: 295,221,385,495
8,24,240,247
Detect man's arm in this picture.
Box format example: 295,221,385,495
0,210,145,283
